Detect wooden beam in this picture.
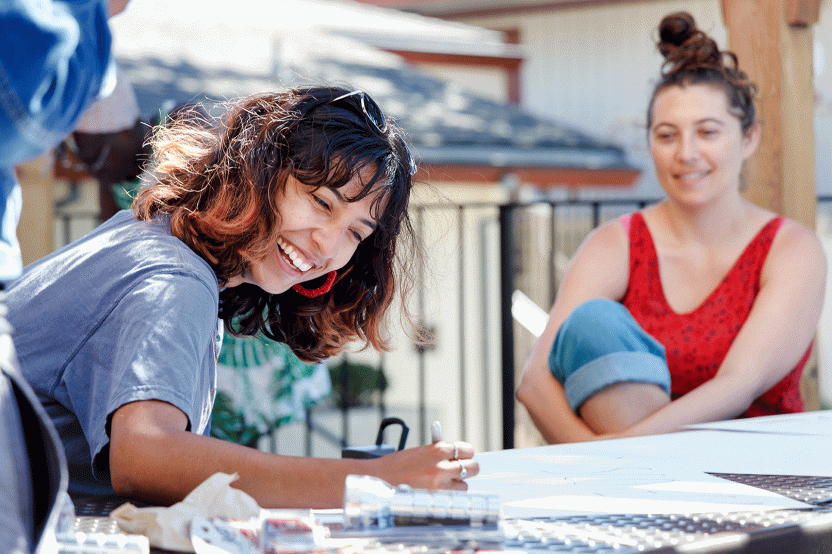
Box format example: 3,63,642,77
786,0,821,26
15,155,55,266
502,28,523,105
388,50,522,69
416,164,640,188
721,0,820,409
721,0,817,228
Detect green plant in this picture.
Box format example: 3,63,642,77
327,358,388,409
210,390,262,448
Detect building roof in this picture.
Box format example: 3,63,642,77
108,0,638,187
352,0,613,19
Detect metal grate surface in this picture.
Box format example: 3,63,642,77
66,474,832,553
501,504,832,553
708,472,832,505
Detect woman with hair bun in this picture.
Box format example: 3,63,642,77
517,12,826,444
5,86,479,507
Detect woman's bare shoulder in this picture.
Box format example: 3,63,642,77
562,215,632,301
773,216,824,253
765,215,826,281
580,215,632,254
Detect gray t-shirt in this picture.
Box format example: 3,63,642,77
6,210,221,496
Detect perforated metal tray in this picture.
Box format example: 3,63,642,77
68,474,832,553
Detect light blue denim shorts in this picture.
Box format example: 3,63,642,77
549,298,671,412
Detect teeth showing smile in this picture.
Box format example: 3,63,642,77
276,237,313,272
677,171,708,181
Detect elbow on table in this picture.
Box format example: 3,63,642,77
108,432,172,503
109,452,141,499
109,446,178,505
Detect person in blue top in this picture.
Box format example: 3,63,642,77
6,86,479,509
1,1,128,552
0,0,128,287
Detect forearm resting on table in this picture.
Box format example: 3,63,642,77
109,399,474,508
109,400,376,508
110,422,376,508
616,372,758,439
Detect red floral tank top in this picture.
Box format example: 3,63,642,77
621,212,808,416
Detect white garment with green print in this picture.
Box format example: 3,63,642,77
215,333,332,435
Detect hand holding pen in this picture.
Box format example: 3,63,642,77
366,420,478,491
431,420,475,483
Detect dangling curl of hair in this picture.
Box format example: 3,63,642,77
133,87,417,362
648,11,758,134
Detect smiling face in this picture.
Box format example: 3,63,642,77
232,166,386,295
649,84,760,207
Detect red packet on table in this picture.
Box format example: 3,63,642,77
191,515,260,554
262,514,339,554
191,512,373,554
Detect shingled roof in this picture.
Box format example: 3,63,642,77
109,0,639,188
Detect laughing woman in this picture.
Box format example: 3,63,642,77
516,12,826,444
6,86,478,508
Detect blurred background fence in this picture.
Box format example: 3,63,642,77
53,189,832,455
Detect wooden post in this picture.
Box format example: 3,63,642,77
721,0,821,409
15,154,55,267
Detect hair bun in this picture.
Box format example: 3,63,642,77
657,11,721,73
658,11,696,51
648,12,757,133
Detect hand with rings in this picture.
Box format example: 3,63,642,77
448,440,475,482
458,459,468,480
360,427,478,492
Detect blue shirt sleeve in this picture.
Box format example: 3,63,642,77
64,272,219,485
0,0,113,166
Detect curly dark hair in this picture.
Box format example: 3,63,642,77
647,11,757,134
133,86,417,362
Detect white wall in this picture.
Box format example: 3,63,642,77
462,0,726,199
415,63,510,104
460,0,832,200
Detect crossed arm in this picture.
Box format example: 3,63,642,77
516,220,631,444
516,218,827,444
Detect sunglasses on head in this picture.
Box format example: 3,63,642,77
330,90,417,176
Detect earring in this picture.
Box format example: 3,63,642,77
293,271,337,298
